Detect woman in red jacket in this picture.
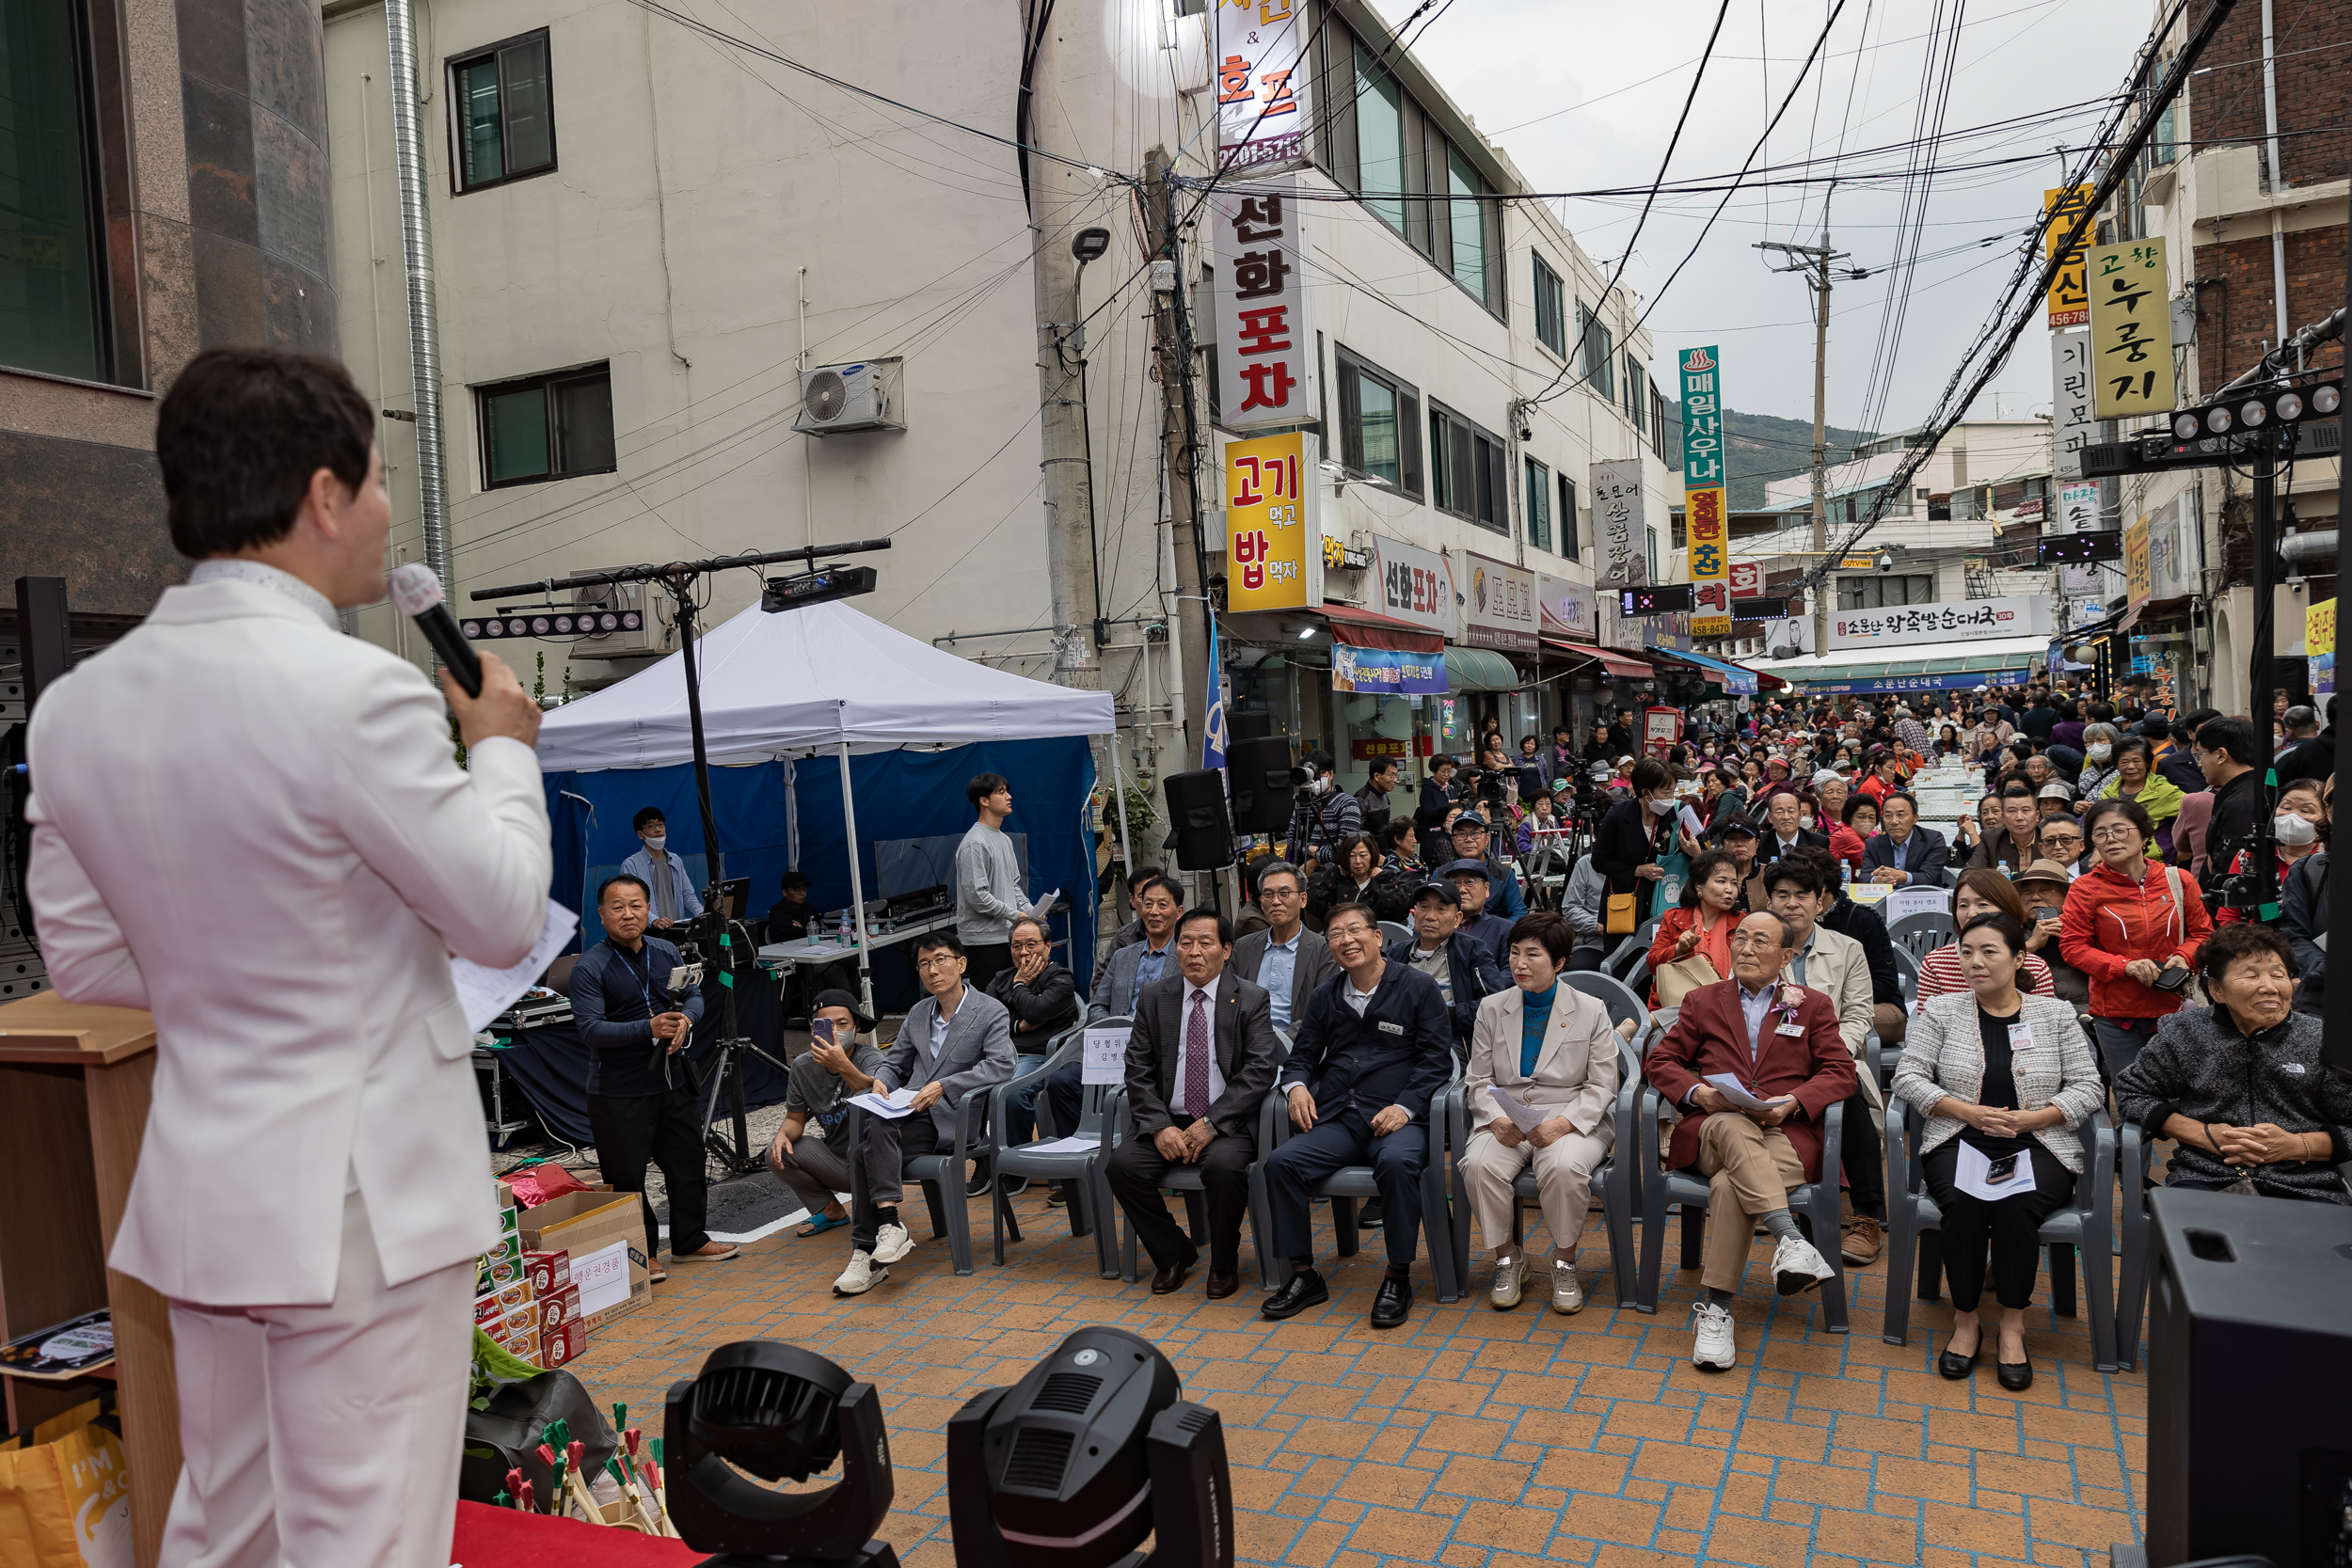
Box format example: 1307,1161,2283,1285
2059,798,2213,1079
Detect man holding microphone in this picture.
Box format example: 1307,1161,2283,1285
26,347,554,1568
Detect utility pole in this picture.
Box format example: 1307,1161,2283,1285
1027,9,1103,691
383,0,450,594
1145,147,1212,763
1758,196,1847,657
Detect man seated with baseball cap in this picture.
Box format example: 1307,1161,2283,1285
765,990,886,1237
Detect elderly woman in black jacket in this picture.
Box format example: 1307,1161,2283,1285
1590,757,1681,930
2113,922,2352,1203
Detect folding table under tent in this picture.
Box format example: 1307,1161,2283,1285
534,598,1116,1021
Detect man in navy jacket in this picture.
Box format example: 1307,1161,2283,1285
1386,879,1506,1053
1263,901,1454,1329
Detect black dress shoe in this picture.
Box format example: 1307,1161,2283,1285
1996,1359,2033,1392
1150,1253,1198,1294
1937,1346,1979,1381
1204,1270,1240,1299
1262,1270,1329,1320
1369,1275,1414,1329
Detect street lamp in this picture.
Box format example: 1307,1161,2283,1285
1072,228,1110,265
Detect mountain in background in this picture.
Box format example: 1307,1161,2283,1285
1659,406,1880,513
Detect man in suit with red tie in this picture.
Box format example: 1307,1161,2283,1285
1103,908,1281,1298
1646,911,1858,1371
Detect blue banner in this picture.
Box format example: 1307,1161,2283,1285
1203,613,1228,771
1331,642,1447,694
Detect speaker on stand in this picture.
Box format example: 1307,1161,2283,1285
1227,735,1295,837
1162,769,1236,873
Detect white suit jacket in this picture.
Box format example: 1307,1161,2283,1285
26,578,551,1306
1465,983,1621,1139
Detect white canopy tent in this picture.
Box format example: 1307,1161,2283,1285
536,599,1117,1011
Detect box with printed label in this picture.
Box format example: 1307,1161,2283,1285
518,1186,651,1330
536,1282,581,1333
538,1319,586,1370
471,1278,532,1323
522,1249,569,1297
491,1298,540,1340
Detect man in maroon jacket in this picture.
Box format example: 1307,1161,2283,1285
1646,911,1858,1370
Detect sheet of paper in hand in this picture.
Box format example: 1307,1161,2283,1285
1703,1073,1794,1114
1083,1025,1132,1085
848,1086,920,1118
452,898,580,1032
1488,1085,1552,1134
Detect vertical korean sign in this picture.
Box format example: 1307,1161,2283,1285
1226,430,1318,612
1215,0,1309,173
1210,178,1317,434
1591,458,1647,591
2049,331,2095,481
2088,238,2176,420
1678,345,1730,636
2042,185,2092,328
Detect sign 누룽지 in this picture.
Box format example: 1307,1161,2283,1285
2087,238,2176,420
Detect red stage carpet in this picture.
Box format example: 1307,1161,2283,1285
451,1499,706,1566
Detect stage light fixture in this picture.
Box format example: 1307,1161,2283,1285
2205,406,2233,434
2238,400,2266,428
762,565,880,613
947,1326,1234,1568
2172,412,2200,440
2315,384,2342,416
2274,390,2304,421
663,1341,898,1568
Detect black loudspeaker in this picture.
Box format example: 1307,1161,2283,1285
2144,1187,2352,1568
1231,709,1274,743
1162,769,1235,870
1227,735,1295,835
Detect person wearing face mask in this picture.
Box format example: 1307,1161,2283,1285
2274,779,2325,870
1592,758,1681,927
2280,777,2331,1017
2074,723,2122,800
621,807,705,929
1284,750,1363,866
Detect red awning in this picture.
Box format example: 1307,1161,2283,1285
1319,603,1445,654
1543,637,1652,678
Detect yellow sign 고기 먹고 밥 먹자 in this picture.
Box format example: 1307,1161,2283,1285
1225,430,1315,612
2088,239,2176,420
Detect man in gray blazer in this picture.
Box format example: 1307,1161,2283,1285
1089,875,1184,1022
1230,859,1338,1034
1105,910,1282,1297
832,931,1014,1295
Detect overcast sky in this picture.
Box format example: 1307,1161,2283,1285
1406,0,2150,434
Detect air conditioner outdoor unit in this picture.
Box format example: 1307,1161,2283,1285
568,580,673,660
795,358,906,436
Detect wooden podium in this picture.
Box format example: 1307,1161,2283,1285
0,994,178,1568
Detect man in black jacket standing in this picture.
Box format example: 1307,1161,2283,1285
2197,717,2270,908
1103,909,1281,1297
1263,902,1454,1328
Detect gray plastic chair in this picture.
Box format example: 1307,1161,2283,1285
1603,919,1659,985
1098,1042,1290,1292
981,1019,1123,1275
1887,910,1955,964
1881,1096,2119,1370
843,1085,996,1277
1446,1035,1641,1307
1633,1076,1850,1330
1564,971,1654,1049
1268,1057,1463,1302
1378,921,1413,946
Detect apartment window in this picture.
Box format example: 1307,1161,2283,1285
1533,254,1566,357
1577,304,1615,403
1558,473,1579,562
1623,356,1646,435
1446,147,1485,296
1,0,109,380
1836,574,1936,610
1353,45,1406,235
1333,344,1422,499
478,363,615,486
1525,457,1550,551
1430,403,1507,533
451,30,555,193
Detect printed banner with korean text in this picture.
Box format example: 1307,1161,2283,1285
1678,345,1731,635
2088,238,2176,420
1225,430,1316,611
1210,177,1317,433
1591,458,1647,589
1826,595,2049,651
1215,0,1310,172
1331,643,1446,695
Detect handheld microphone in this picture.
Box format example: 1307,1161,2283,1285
388,563,484,698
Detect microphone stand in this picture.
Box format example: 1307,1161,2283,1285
473,540,892,1175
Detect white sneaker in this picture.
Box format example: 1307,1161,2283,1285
1772,1234,1836,1295
1691,1301,1737,1370
872,1222,916,1265
833,1250,887,1296
1549,1260,1584,1315
1488,1253,1526,1310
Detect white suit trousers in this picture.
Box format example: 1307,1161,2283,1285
1461,1126,1612,1252
161,1189,474,1568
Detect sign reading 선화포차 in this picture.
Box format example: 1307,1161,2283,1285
1209,177,1317,432
1370,533,1454,636
1825,596,2050,651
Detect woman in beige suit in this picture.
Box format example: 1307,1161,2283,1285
1464,911,1625,1314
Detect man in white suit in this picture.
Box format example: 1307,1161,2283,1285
25,348,552,1568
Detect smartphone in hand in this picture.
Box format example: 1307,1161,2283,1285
2152,966,2193,993
811,1018,836,1047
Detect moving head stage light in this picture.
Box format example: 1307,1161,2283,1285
947,1326,1233,1568
666,1342,898,1568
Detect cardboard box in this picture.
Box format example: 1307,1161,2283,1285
539,1318,586,1370
522,1249,569,1297
472,1277,532,1322
499,1203,520,1238
537,1282,581,1333
518,1186,651,1329
491,1298,540,1340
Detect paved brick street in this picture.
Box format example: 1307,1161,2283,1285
573,1185,2144,1568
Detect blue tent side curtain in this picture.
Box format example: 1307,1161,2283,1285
545,736,1099,1013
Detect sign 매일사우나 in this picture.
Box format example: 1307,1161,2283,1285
1225,429,1316,612
1214,0,1311,173
1592,458,1647,589
2088,238,2176,420
1679,344,1731,636
1209,177,1317,432
2042,184,2092,328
